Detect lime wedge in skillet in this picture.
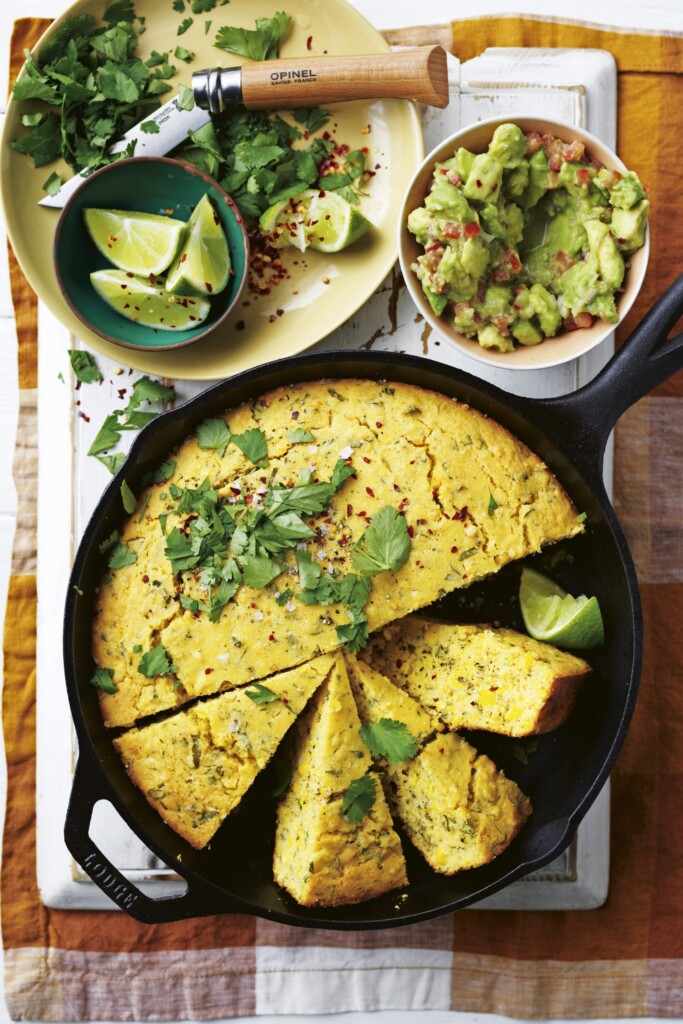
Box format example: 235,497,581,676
519,567,604,649
83,208,187,276
90,269,210,331
165,193,231,296
259,190,372,253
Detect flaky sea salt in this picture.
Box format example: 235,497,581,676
339,445,354,459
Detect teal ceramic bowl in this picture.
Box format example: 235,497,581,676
53,157,249,352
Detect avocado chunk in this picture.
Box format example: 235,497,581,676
612,199,649,254
406,207,432,246
558,256,601,316
504,160,530,198
610,171,646,210
488,123,527,168
587,292,618,323
584,220,625,290
477,324,514,352
529,284,562,336
463,153,504,203
511,319,544,346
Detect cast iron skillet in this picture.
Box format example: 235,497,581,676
64,276,683,927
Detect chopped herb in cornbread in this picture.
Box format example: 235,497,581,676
113,654,334,849
273,654,407,906
362,617,591,736
93,379,583,728
347,654,531,873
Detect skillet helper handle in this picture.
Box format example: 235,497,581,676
538,274,683,473
240,46,449,109
64,754,229,923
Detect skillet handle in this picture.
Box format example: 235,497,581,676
64,753,236,923
534,274,683,476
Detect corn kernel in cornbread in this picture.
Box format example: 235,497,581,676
114,654,334,849
273,654,407,906
363,617,591,736
93,379,584,727
389,733,531,873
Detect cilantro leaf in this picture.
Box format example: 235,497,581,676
108,542,137,569
351,506,411,577
145,50,169,66
138,644,174,678
174,45,194,61
96,453,126,475
245,682,280,705
127,375,175,409
512,737,541,766
140,120,160,133
336,606,369,654
90,666,117,694
359,718,419,765
488,492,499,516
197,417,231,457
336,573,371,613
342,775,376,823
68,349,102,382
214,12,290,61
232,427,267,464
296,548,321,590
98,529,120,554
319,149,365,191
269,758,291,796
178,82,194,111
241,553,283,589
286,428,315,443
143,459,176,486
42,171,63,196
330,459,356,490
164,526,199,572
120,480,137,514
292,107,330,133
177,17,193,34
191,0,215,11
87,414,122,455
120,410,157,430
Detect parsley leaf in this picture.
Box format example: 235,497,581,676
88,413,122,455
214,12,290,62
96,453,126,475
245,682,279,705
138,643,174,678
359,718,419,765
287,428,315,443
120,480,137,514
197,417,231,457
90,666,117,694
488,492,499,516
232,427,267,464
342,775,376,823
108,542,137,569
351,506,411,576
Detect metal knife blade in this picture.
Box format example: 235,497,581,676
38,94,211,209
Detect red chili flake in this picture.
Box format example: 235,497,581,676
346,504,353,516
365,486,375,497
250,602,257,609
268,634,276,642
205,282,213,293
439,747,445,754
450,546,458,553
375,421,383,428
120,284,127,290
339,535,349,547
407,525,415,538
362,456,371,464
205,668,213,675
142,575,149,583
291,410,300,420
393,483,400,492
476,179,482,187
126,272,134,279
306,34,313,49
357,510,366,517
117,388,126,399
453,506,468,521
181,254,187,263
276,309,284,317
78,411,90,423
268,314,277,323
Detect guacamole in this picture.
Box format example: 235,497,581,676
407,124,649,352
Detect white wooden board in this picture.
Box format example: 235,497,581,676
36,47,615,911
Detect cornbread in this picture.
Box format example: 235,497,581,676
362,616,591,736
93,379,583,728
346,655,531,873
273,654,407,906
114,654,334,849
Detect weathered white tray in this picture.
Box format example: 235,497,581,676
36,46,616,911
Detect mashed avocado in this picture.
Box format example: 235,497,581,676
407,123,649,351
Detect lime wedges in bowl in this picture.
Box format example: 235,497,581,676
519,567,604,649
84,208,187,277
166,193,231,296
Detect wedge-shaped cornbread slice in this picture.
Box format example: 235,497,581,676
346,655,531,873
114,654,334,849
93,379,584,727
362,617,591,736
273,654,407,906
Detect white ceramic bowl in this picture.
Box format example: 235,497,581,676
398,115,650,370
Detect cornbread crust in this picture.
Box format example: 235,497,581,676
273,654,407,907
362,617,591,736
93,379,584,727
347,655,531,873
113,654,334,849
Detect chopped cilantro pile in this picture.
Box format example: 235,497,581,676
11,1,175,173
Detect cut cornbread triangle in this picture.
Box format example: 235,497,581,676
114,654,334,849
93,378,585,727
362,616,591,737
346,654,531,874
273,654,407,907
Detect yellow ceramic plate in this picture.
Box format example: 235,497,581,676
1,0,423,380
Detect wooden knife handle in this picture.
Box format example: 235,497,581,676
240,46,449,110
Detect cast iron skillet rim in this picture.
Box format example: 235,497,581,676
63,348,643,927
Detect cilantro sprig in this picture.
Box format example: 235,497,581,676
214,12,290,62
359,718,419,765
245,682,280,705
351,506,411,576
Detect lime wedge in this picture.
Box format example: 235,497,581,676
166,193,231,296
84,208,187,276
90,269,210,331
519,568,604,649
259,190,372,253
